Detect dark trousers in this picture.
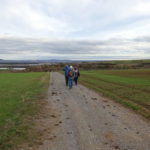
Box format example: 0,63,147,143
65,76,68,86
74,77,78,85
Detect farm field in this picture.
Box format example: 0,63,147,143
0,72,49,149
80,69,150,118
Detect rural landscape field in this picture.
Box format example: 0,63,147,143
0,67,150,149
1,0,150,149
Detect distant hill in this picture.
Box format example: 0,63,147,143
0,59,150,67
0,60,38,64
0,59,73,64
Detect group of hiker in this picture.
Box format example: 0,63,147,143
63,65,80,89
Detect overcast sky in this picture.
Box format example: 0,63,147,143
0,0,150,60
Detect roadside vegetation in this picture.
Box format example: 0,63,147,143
25,59,150,72
80,69,150,119
0,72,50,149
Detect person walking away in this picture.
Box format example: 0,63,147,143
68,66,74,89
63,65,70,86
74,67,80,85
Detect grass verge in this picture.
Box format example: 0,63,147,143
0,72,50,149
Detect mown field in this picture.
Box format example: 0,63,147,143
0,72,49,149
80,69,150,119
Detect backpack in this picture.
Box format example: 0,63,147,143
68,70,73,76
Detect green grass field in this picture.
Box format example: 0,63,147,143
80,69,150,119
0,72,49,149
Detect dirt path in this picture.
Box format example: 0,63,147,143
27,72,150,150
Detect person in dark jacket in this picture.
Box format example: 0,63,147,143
63,65,70,86
73,67,80,85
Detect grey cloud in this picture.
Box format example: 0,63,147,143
0,38,111,54
135,47,150,53
0,37,150,60
134,36,150,42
